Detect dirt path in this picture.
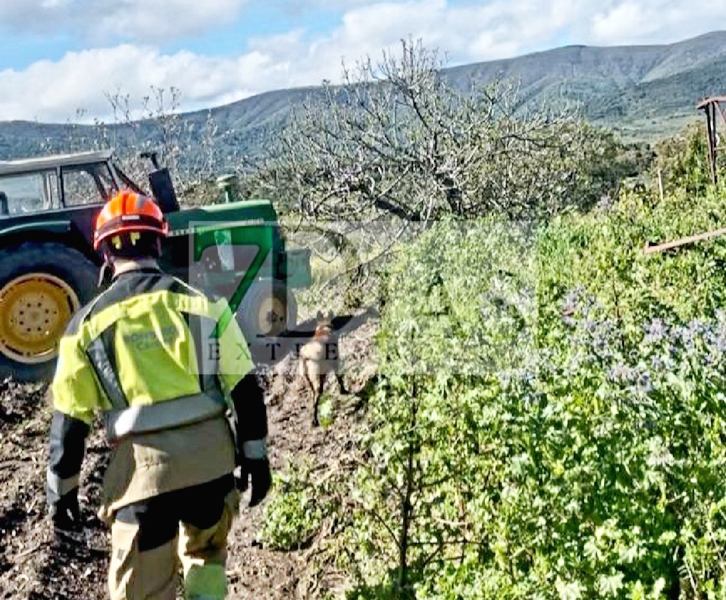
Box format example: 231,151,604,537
0,317,376,600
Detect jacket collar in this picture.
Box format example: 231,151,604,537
112,258,162,278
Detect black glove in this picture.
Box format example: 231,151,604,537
237,457,272,507
49,489,81,535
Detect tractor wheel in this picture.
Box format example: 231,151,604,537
0,242,99,383
237,279,297,341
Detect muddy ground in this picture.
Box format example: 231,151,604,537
0,315,377,600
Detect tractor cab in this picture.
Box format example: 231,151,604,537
0,148,311,382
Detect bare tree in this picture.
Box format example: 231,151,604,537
245,38,622,225
40,86,232,207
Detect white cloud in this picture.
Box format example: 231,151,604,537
0,45,283,122
273,0,593,80
0,0,250,43
590,1,726,46
1,0,724,122
262,0,372,17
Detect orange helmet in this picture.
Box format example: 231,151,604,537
93,190,169,251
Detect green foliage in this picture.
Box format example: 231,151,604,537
260,458,324,551
337,220,536,598
327,170,726,598
651,122,719,196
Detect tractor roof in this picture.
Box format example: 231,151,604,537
0,149,115,177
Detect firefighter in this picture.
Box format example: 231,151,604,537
46,189,271,600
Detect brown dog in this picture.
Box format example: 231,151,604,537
298,311,348,426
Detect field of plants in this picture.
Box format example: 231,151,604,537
255,122,726,600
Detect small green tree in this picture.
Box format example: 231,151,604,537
340,219,536,599
651,122,720,197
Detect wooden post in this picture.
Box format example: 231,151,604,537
642,227,726,255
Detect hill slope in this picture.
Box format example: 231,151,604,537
1,31,725,161
444,31,726,135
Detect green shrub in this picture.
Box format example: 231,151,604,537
260,459,323,551
335,179,726,598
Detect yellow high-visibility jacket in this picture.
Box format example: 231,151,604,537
46,263,266,517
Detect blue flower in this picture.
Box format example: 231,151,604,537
636,372,654,394
644,318,667,344
608,363,636,383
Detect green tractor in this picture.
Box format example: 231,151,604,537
0,149,311,382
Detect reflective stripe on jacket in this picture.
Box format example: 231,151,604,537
47,264,255,514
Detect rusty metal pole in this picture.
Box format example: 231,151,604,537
706,101,717,185
710,102,718,185
716,102,726,186
698,96,726,186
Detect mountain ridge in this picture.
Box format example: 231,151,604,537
1,30,725,160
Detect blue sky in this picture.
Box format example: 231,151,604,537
0,1,344,70
0,0,722,123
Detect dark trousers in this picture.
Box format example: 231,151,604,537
108,474,238,600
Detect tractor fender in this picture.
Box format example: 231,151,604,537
0,220,72,239
0,220,100,265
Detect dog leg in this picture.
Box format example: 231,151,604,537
335,371,349,395
313,371,333,427
312,386,322,427
301,359,319,427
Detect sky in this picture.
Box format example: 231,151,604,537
0,0,723,123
